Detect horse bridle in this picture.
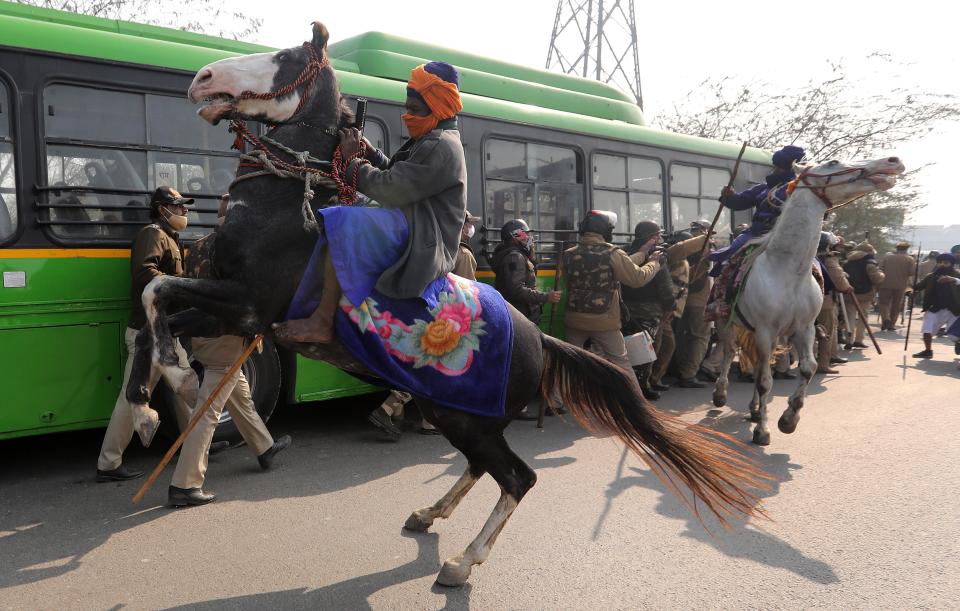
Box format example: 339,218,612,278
791,165,869,209
237,42,330,120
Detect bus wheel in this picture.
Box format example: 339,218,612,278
154,337,282,445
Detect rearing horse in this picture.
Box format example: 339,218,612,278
127,22,770,587
711,157,905,445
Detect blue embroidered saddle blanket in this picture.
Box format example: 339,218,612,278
285,206,513,418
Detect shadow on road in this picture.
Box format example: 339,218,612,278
591,411,839,585
0,394,587,592
163,530,471,611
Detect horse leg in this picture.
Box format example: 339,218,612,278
751,334,774,446
780,324,816,434
712,328,736,408
436,434,536,587
404,467,481,532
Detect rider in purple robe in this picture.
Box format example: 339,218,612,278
709,145,806,274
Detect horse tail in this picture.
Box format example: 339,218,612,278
540,333,770,527
735,325,787,375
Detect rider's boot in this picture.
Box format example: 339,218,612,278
272,255,341,343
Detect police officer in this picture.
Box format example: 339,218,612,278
96,187,200,482
561,211,661,372
490,219,560,325
452,211,480,281
167,195,291,506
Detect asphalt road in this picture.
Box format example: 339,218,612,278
1,329,958,610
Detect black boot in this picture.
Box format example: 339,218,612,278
96,465,144,482
168,486,216,507
258,434,292,470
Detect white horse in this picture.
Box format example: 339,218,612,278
711,156,905,445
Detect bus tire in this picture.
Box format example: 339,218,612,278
154,337,282,445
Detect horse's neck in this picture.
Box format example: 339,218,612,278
761,188,824,276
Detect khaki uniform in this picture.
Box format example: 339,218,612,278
171,336,274,489
650,235,707,385
877,251,916,327
561,232,660,372
817,253,851,368
452,242,477,281
98,221,198,472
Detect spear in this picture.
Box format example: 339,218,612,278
690,141,748,282
904,242,922,351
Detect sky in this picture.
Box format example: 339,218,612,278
234,0,959,227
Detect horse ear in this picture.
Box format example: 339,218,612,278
311,21,330,51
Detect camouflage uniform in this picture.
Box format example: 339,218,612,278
561,233,660,372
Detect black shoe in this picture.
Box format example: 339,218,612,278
773,370,797,380
697,367,718,382
168,486,216,507
515,407,539,421
851,341,869,349
830,357,849,365
96,465,144,482
676,377,706,389
258,434,292,470
418,426,442,435
843,343,853,351
912,349,934,359
367,407,402,441
209,440,230,455
641,387,661,401
954,341,960,356
651,383,670,392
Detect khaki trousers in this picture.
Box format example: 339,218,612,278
877,288,907,327
816,306,838,368
845,293,873,344
675,304,711,379
565,327,633,373
171,336,274,489
381,389,412,417
98,327,196,471
650,321,676,385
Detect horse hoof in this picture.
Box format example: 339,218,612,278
436,556,472,587
132,405,160,448
778,415,799,434
403,510,434,532
712,393,727,408
752,429,771,446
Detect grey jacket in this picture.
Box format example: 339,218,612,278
350,122,467,299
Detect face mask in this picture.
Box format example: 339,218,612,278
402,113,439,139
466,224,475,239
161,207,189,231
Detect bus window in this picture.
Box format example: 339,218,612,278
147,95,234,152
0,80,16,241
41,84,242,244
592,153,663,239
670,164,731,240
46,84,146,145
484,138,583,261
363,120,387,155
46,145,147,240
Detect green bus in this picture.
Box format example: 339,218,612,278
0,1,770,441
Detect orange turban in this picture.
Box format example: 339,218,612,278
403,64,463,138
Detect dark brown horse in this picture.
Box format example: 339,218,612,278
126,22,769,587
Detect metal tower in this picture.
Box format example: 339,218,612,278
545,0,643,108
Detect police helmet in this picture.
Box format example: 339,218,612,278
500,218,531,242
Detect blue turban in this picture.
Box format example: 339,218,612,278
772,145,806,171
936,253,957,265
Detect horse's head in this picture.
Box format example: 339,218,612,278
188,22,339,125
793,156,906,208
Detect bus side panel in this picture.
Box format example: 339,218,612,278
290,356,381,403
0,321,121,438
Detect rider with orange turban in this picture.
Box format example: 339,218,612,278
274,61,467,344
